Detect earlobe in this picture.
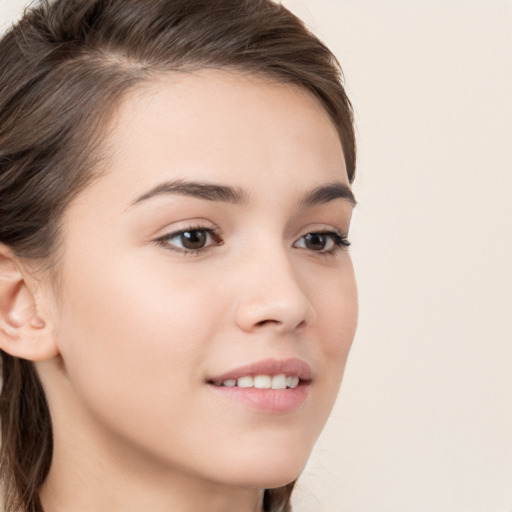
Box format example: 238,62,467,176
0,246,59,361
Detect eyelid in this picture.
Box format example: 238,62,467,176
293,229,351,255
154,224,223,255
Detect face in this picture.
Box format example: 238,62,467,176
42,70,357,490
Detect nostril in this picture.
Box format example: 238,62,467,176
254,318,307,331
255,319,280,328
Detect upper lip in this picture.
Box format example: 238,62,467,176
207,358,312,383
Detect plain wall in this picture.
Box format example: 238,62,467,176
1,1,511,511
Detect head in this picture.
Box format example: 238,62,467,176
0,1,357,511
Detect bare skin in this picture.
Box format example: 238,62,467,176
0,70,357,512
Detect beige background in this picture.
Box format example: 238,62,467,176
1,1,511,511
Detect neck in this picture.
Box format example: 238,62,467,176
40,447,264,512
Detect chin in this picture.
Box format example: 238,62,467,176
255,468,304,490
216,445,311,490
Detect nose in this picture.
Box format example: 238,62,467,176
234,249,316,334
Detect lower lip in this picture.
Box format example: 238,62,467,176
207,382,309,413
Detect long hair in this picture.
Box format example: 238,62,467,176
0,1,356,510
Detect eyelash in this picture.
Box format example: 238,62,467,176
154,225,223,256
154,225,350,257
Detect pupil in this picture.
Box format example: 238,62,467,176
182,230,207,249
305,233,326,250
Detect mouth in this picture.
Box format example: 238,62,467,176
206,358,312,413
208,374,303,389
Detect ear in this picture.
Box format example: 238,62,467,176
0,245,59,361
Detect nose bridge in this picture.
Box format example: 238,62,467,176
234,237,316,333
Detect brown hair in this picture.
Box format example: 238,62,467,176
0,0,356,510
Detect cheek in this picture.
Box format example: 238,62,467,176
309,260,357,411
53,253,221,414
314,258,358,357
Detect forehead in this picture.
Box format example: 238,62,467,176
63,69,350,227
100,69,347,188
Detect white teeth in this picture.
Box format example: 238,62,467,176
254,375,272,389
237,376,254,388
286,376,300,389
271,374,287,389
217,374,301,389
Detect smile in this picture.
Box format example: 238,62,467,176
212,374,301,389
207,358,312,413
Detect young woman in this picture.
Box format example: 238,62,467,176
0,1,357,511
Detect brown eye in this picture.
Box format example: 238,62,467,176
303,233,329,251
293,231,350,253
180,230,208,250
158,227,221,254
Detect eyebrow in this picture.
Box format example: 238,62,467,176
130,179,248,206
129,179,356,208
300,182,357,207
